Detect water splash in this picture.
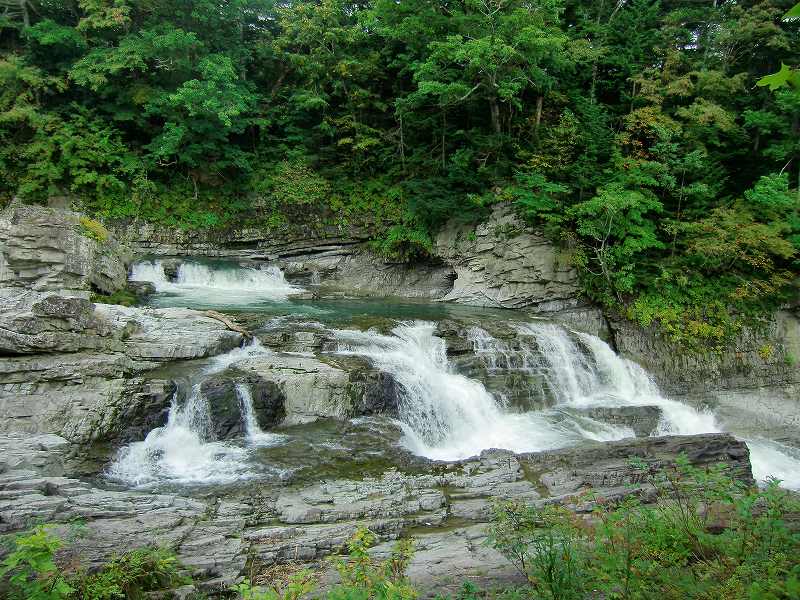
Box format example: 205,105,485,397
747,439,800,491
334,322,631,461
130,260,303,306
515,323,720,435
107,340,285,487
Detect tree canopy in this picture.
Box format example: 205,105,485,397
1,0,799,348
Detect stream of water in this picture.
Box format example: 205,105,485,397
112,260,800,491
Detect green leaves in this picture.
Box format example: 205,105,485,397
756,4,800,91
757,63,800,91
168,54,254,128
0,525,72,600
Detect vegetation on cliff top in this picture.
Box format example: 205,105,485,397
1,0,799,347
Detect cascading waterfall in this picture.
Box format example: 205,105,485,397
334,322,632,461
235,382,286,447
335,320,800,488
498,323,800,490
515,323,720,435
130,260,303,306
108,340,285,486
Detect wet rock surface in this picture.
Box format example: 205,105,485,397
0,433,752,596
569,406,663,437
201,372,285,439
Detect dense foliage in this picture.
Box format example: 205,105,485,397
1,0,799,346
3,462,799,599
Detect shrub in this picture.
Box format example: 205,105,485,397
69,547,188,600
0,525,73,600
79,216,110,243
1,527,188,600
233,527,415,600
487,456,800,600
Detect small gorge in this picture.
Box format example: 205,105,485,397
1,204,799,597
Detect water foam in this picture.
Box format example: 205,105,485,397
108,340,285,487
130,260,303,305
334,322,631,461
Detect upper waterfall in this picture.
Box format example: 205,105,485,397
130,260,304,306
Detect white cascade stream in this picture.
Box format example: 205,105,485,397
108,304,800,489
336,321,800,488
130,260,303,305
334,322,632,461
108,340,283,486
234,382,287,447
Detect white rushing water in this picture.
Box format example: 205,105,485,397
108,340,285,486
335,321,800,488
235,382,287,447
130,260,303,305
335,322,633,461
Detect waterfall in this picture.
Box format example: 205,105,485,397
130,260,170,289
235,382,286,447
334,320,800,490
334,322,632,461
515,323,720,435
108,385,251,486
108,340,284,487
498,323,800,490
129,260,303,306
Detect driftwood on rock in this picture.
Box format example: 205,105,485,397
203,310,252,340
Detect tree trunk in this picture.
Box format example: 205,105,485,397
489,98,501,135
534,95,544,139
20,0,29,27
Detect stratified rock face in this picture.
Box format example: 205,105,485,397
435,204,581,311
609,309,800,444
0,433,753,595
308,253,456,299
233,355,399,425
0,203,128,295
116,202,583,306
569,406,663,437
0,293,245,443
0,289,113,354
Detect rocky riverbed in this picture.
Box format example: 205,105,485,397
1,202,798,596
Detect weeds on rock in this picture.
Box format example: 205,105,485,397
233,527,415,600
0,526,187,600
487,456,800,600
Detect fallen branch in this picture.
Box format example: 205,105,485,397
203,310,252,340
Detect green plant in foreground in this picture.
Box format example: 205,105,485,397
1,526,187,600
234,527,415,600
488,456,800,600
70,547,188,600
0,525,73,600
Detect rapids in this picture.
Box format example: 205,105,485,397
111,259,800,490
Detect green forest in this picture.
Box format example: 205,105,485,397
1,0,799,348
